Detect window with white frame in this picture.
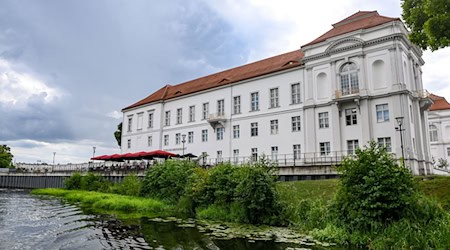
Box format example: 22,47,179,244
233,96,241,114
217,99,225,116
293,144,301,159
202,103,209,120
165,111,171,126
147,136,152,147
345,108,357,125
175,133,181,144
271,146,278,161
127,139,131,149
148,112,154,128
347,140,359,154
216,127,224,140
127,116,133,132
270,88,279,108
202,129,208,142
251,92,259,111
270,119,278,135
188,131,194,143
189,105,195,122
447,147,450,156
291,83,301,104
251,148,258,161
217,150,222,162
376,104,389,122
164,135,169,146
320,142,331,156
233,125,240,139
251,122,258,136
137,113,143,130
377,137,392,152
429,124,438,142
292,116,301,132
176,108,183,124
340,62,359,95
318,112,329,128
233,149,239,163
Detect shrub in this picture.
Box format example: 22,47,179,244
64,172,82,190
80,173,110,192
140,160,195,202
115,174,142,196
203,163,240,205
334,141,416,231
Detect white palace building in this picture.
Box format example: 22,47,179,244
121,11,434,175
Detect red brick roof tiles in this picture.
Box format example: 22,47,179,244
123,50,304,110
430,94,450,111
302,11,399,47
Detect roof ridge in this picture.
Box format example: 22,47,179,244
332,11,378,27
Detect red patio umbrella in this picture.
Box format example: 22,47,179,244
91,155,109,160
145,150,177,159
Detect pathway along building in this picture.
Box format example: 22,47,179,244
121,11,433,175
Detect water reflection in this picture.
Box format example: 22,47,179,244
0,189,333,250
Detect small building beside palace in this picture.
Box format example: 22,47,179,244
121,11,434,175
429,94,450,167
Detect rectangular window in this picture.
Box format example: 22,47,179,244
127,117,133,132
251,92,259,111
233,149,239,164
376,104,389,122
293,144,301,159
147,136,152,147
217,99,225,116
251,148,258,161
176,108,183,124
202,103,209,120
165,111,171,126
292,116,301,132
189,106,195,122
270,88,279,108
188,131,194,143
233,96,241,114
345,108,357,125
447,147,450,156
164,135,169,146
291,83,301,104
216,127,224,140
318,112,329,129
175,133,181,145
202,129,208,142
233,125,240,139
217,151,223,163
347,140,359,154
320,142,331,156
270,120,278,135
127,139,131,149
251,122,258,136
377,137,392,152
148,112,154,128
137,113,143,130
271,146,278,161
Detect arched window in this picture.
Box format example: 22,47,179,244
340,62,359,95
429,124,438,142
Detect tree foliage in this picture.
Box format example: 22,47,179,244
0,144,14,168
402,0,450,50
114,122,122,147
334,141,416,231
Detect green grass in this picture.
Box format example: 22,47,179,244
276,179,338,203
32,188,175,218
416,176,450,210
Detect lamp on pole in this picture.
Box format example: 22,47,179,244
181,134,186,156
92,146,96,158
395,116,406,168
52,152,56,172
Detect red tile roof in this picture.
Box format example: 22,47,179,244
302,11,400,47
123,50,304,110
430,94,450,111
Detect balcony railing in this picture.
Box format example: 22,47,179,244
206,113,227,127
335,88,360,98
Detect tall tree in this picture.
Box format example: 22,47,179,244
114,122,122,147
0,145,14,168
402,0,450,50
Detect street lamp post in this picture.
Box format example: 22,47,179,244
181,134,186,156
395,116,406,168
92,146,96,158
52,152,56,172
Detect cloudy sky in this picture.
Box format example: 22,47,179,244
1,0,449,164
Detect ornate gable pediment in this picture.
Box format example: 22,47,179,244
325,38,364,53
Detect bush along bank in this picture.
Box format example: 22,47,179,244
33,144,450,249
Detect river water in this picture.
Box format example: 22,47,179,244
0,189,333,250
